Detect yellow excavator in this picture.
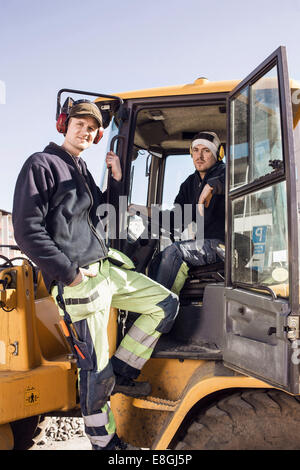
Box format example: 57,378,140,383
1,46,300,450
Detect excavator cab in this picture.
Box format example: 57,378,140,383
99,47,300,392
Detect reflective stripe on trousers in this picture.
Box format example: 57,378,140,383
83,403,115,448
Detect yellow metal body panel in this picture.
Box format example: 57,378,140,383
0,363,77,425
111,358,271,450
0,423,14,450
294,100,300,129
97,79,239,101
0,261,119,427
95,77,300,101
153,364,271,450
0,262,78,425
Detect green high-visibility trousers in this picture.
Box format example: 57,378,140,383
51,249,179,449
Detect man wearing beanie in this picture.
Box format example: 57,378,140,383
12,100,179,450
149,131,225,297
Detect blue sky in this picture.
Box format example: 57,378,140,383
0,0,299,211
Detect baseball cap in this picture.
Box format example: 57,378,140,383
69,101,103,128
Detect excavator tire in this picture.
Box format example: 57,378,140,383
175,389,300,450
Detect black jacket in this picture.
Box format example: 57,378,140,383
12,142,122,291
169,161,225,241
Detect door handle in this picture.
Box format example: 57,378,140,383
106,135,126,204
110,134,126,153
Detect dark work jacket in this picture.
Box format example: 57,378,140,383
12,142,122,291
168,161,225,241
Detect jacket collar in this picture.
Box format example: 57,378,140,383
195,160,225,181
44,142,87,173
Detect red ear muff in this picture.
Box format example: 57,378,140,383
56,113,68,134
93,127,104,144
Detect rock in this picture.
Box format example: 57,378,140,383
43,417,85,442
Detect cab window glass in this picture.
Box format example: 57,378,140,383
161,153,196,250
127,148,151,242
232,181,288,295
230,87,249,189
129,148,150,205
251,68,283,179
230,66,283,190
162,154,195,209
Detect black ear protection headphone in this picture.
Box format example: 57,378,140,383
190,132,225,161
56,98,104,144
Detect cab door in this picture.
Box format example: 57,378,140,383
223,46,300,393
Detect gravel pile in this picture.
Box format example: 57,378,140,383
37,417,86,444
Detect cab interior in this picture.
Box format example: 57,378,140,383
120,100,228,358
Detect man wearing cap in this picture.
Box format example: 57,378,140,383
12,101,179,450
148,131,225,296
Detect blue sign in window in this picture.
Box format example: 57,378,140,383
253,243,266,254
252,226,267,244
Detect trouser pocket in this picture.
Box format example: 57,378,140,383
70,334,95,370
79,363,116,415
53,281,99,371
67,319,96,371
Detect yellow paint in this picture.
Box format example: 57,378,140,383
95,78,300,102
111,358,201,448
0,364,77,425
107,308,118,358
0,424,14,450
24,386,40,406
293,98,300,129
132,396,180,411
0,262,78,425
0,261,120,427
154,373,271,449
96,79,239,102
111,358,272,449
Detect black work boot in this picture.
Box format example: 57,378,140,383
92,434,139,450
111,374,152,398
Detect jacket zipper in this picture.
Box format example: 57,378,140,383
84,179,108,253
70,155,107,254
197,163,216,187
